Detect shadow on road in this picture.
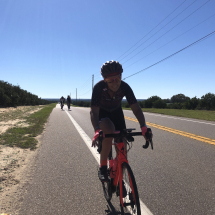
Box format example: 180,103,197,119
104,200,131,215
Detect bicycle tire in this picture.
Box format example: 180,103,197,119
119,162,141,215
102,179,112,202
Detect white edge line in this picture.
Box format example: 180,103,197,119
65,110,153,215
65,110,100,164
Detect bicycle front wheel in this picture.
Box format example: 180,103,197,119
119,162,141,215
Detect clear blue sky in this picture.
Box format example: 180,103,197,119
0,0,214,100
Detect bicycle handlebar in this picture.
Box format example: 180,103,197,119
104,131,142,138
97,128,153,153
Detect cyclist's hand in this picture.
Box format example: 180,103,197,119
141,126,153,141
92,129,101,147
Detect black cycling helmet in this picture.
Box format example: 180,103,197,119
101,60,123,78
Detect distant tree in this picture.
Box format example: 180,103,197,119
0,87,4,106
152,99,167,109
0,80,51,107
76,101,90,107
167,103,182,109
145,96,161,108
200,93,215,110
171,94,190,103
190,97,200,110
138,101,146,108
163,98,171,103
121,101,130,108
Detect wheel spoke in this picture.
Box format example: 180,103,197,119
120,162,141,215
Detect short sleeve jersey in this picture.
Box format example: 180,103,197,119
91,80,137,112
60,98,65,103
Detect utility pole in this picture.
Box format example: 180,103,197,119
76,88,77,104
92,74,94,92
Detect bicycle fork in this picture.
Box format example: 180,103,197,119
113,160,128,207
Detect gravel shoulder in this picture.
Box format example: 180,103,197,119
0,106,45,214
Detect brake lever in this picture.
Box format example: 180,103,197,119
142,139,153,150
142,141,149,149
97,130,103,153
97,144,101,153
150,139,153,150
142,128,153,150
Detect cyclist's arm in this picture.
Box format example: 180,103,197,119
90,106,100,132
130,103,146,128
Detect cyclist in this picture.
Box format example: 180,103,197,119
67,95,71,110
90,60,152,182
60,96,65,110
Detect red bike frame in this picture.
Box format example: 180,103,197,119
111,141,136,207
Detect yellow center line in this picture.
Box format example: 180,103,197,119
124,116,215,146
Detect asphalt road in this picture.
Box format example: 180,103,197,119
18,104,215,215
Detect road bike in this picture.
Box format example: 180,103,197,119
97,128,153,215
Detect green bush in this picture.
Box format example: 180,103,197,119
144,96,161,108
152,99,167,109
200,93,215,110
0,80,51,107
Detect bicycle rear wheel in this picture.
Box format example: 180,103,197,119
119,162,141,215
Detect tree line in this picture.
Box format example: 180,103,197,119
0,80,52,107
72,93,215,111
136,93,215,110
1,80,214,110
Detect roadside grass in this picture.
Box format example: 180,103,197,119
0,106,43,122
124,108,215,121
0,103,56,149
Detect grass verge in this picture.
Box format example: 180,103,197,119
0,103,56,149
135,108,215,121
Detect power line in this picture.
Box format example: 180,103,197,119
125,13,215,69
94,73,102,79
79,89,92,97
78,75,102,98
78,75,101,93
117,0,188,60
122,0,210,64
78,81,92,93
123,30,215,80
78,76,92,89
120,0,198,62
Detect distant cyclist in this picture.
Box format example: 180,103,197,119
60,96,65,110
90,60,153,182
67,95,71,110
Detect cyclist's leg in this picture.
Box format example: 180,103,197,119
98,108,115,182
99,118,115,163
99,118,115,199
110,107,128,157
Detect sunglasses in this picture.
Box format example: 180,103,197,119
105,74,121,83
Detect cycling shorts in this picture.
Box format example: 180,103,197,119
99,107,126,132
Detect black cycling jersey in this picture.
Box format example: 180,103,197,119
60,97,65,103
91,80,137,112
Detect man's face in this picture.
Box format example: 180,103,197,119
104,74,121,92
